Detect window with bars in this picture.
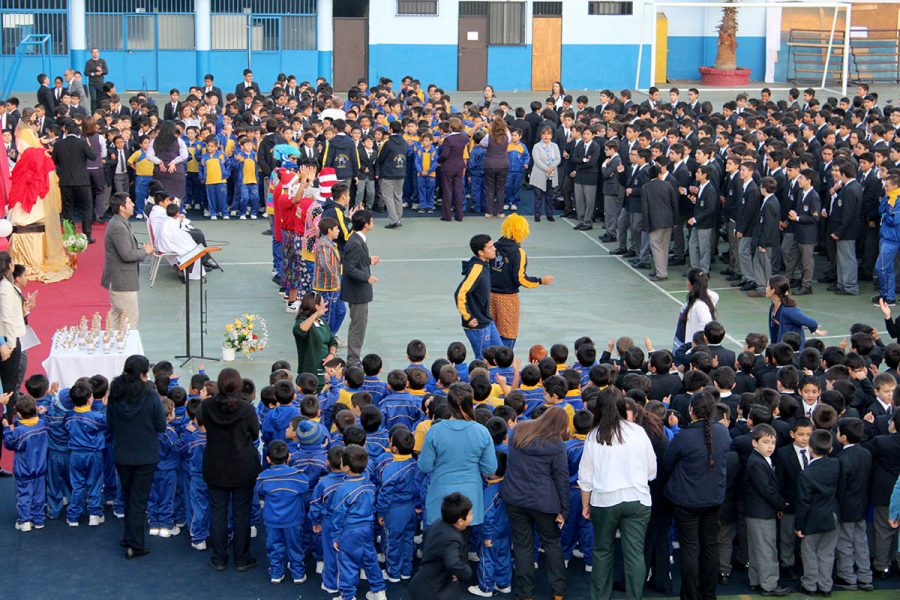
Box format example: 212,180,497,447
397,0,437,16
458,2,525,46
588,1,633,16
0,0,68,55
533,2,561,17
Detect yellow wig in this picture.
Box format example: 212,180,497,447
501,213,530,243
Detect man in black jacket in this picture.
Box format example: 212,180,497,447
375,121,407,229
773,418,811,581
748,177,781,297
234,69,260,99
688,164,718,273
52,121,98,241
834,418,874,591
785,169,821,295
641,162,678,281
36,73,55,116
322,119,359,185
734,162,761,291
340,210,378,368
828,161,862,296
861,411,900,578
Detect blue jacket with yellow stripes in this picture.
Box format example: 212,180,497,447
454,256,493,329
489,237,542,294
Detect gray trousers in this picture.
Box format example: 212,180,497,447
727,221,740,273
604,192,623,234
779,513,797,567
752,246,773,291
574,183,597,225
835,520,872,585
781,232,800,277
872,505,900,572
649,228,672,278
616,205,631,249
380,178,403,225
747,517,780,591
689,227,714,273
800,521,838,592
346,302,369,368
630,212,644,254
113,172,130,195
355,178,376,209
738,236,755,282
718,521,737,574
836,239,858,294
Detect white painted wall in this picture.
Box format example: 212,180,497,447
368,0,459,45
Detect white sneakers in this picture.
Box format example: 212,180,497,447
149,527,160,536
158,525,180,537
191,541,207,551
250,214,258,220
113,511,124,519
495,585,512,593
365,592,387,600
293,575,306,584
271,576,284,584
316,561,325,574
468,551,480,562
67,521,79,527
88,515,105,526
383,572,401,583
285,300,300,313
467,585,492,597
250,525,258,538
15,521,32,532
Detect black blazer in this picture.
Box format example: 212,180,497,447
641,178,679,231
408,520,471,600
794,188,821,245
37,85,55,116
794,457,839,535
736,180,761,235
836,444,872,522
774,444,804,514
861,432,900,505
721,450,742,524
571,139,600,185
163,101,182,121
753,194,781,248
234,81,261,98
733,372,757,395
692,182,718,229
648,372,683,402
829,179,861,240
743,450,786,519
51,135,97,187
340,232,373,305
707,345,735,370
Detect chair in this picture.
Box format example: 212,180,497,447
145,219,178,288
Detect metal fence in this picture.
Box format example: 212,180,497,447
0,0,68,55
85,0,196,51
211,0,317,51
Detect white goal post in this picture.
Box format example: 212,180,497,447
634,0,854,96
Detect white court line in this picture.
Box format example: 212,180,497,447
562,218,745,349
219,254,616,266
815,331,889,340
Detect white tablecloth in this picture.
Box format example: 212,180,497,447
42,330,144,388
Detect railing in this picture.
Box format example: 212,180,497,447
0,34,53,100
787,28,900,85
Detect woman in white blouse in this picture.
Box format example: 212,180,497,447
674,267,719,350
578,387,657,600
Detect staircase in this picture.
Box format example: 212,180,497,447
787,28,900,85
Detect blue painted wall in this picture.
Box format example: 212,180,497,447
368,44,457,91
562,44,652,90
209,50,318,93
487,45,531,90
1,55,63,98
666,36,766,80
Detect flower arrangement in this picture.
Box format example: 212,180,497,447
62,219,88,255
223,313,268,357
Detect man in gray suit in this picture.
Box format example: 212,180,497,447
102,193,153,329
64,68,86,107
340,209,379,367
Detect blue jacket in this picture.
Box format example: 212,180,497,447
413,143,439,177
157,425,180,471
507,141,530,174
380,392,426,431
879,190,900,244
171,405,190,436
365,427,390,460
309,471,346,529
565,435,586,488
769,304,819,345
181,430,207,477
3,417,49,479
362,376,389,405
255,464,309,528
44,394,71,452
376,455,422,518
455,257,493,330
481,479,509,542
65,406,107,452
467,146,486,176
500,428,569,516
289,442,329,492
261,405,300,456
330,475,377,537
663,420,732,507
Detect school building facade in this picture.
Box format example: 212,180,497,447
1,1,898,94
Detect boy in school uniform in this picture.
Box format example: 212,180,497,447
233,136,259,219
744,423,790,596
414,132,438,214
199,135,230,219
310,445,347,594
470,451,512,597
517,364,545,416
561,410,594,573
330,444,387,600
127,135,154,217
505,128,530,212
361,353,389,405
833,417,874,591
376,429,421,582
64,381,107,526
38,381,71,519
356,136,377,209
861,410,900,578
380,369,426,431
747,176,781,297
773,416,813,580
467,130,487,214
148,398,180,537
361,405,390,460
2,395,49,531
182,399,209,550
794,429,841,595
183,126,204,210
256,440,309,584
261,380,299,462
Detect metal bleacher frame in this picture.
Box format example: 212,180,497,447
788,28,900,85
0,34,53,100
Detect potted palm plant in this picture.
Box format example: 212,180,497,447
699,0,751,86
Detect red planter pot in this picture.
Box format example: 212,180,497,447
698,66,752,87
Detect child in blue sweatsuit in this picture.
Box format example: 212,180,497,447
27,376,69,519
467,130,486,213
473,451,512,595
256,440,310,584
380,369,426,432
64,381,106,526
361,353,389,405
182,398,209,549
148,398,180,536
562,410,594,570
414,133,439,213
376,429,422,581
168,387,191,527
310,445,347,595
505,128,530,211
2,395,49,530
261,380,299,464
330,444,387,600
361,405,390,461
288,417,329,565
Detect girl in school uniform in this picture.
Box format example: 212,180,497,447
766,275,827,344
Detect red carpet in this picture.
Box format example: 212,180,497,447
1,223,110,471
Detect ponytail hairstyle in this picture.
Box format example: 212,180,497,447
590,386,627,446
690,390,717,470
447,382,476,421
767,275,797,307
682,268,717,322
109,354,151,405
216,368,243,412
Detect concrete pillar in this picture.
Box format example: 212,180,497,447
196,0,212,82
317,0,333,81
68,0,87,70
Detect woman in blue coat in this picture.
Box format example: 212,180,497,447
766,275,827,345
419,382,497,527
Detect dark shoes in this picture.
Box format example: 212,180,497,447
385,222,401,229
609,247,628,256
126,547,151,559
0,469,12,478
740,281,757,291
794,286,813,295
649,274,668,282
210,559,227,571
546,216,555,222
760,586,791,596
573,223,593,231
600,233,616,243
835,289,856,296
88,237,97,244
826,284,840,292
234,557,257,572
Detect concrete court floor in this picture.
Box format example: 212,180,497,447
135,212,889,385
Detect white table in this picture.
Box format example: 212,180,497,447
42,330,144,388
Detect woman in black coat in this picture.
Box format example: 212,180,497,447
106,354,166,559
202,368,261,571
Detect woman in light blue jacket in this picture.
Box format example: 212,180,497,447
418,382,497,527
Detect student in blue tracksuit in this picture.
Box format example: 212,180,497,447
182,399,209,550
310,446,347,595
261,380,299,464
414,133,439,213
505,129,530,211
148,398,179,536
2,395,49,531
376,429,422,581
361,406,390,461
256,440,310,584
875,173,900,304
468,130,487,213
168,387,190,527
331,444,387,600
361,354,389,405
517,365,546,416
88,375,118,510
380,370,426,431
472,451,512,596
64,381,107,526
562,410,594,570
288,418,328,564
34,379,70,519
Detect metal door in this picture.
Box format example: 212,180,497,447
333,17,368,92
458,16,488,91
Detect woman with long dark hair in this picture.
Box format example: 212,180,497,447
148,121,188,199
292,291,337,391
502,406,571,600
766,274,826,344
675,267,719,349
550,81,566,110
202,368,261,572
579,387,656,600
0,252,25,400
479,113,511,218
81,117,107,221
106,354,166,558
663,391,732,600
